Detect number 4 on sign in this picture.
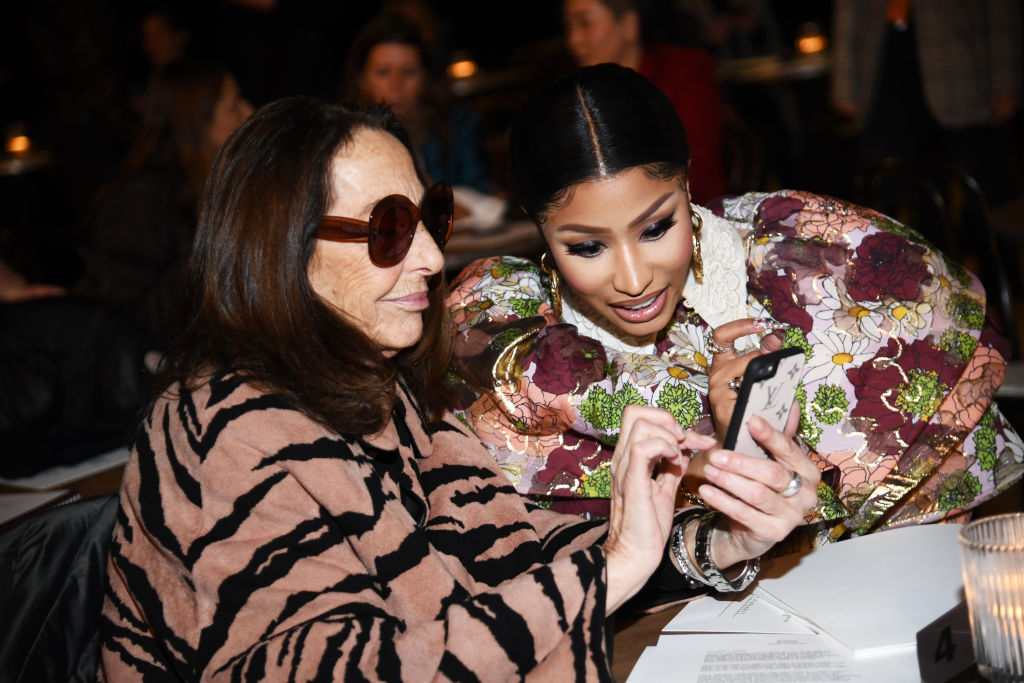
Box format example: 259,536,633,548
934,626,955,662
916,602,976,682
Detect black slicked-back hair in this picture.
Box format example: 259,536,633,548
509,63,691,226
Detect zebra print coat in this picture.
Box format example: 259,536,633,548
100,373,616,681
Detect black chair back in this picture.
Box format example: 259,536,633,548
0,494,118,683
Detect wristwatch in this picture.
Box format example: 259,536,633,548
693,511,760,592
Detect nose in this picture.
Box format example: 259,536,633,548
405,222,444,276
387,73,405,95
612,243,652,296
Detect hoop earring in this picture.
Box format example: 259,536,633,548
539,252,564,319
690,209,704,284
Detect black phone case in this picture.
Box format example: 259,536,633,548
722,346,805,458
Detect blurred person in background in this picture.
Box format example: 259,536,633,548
140,3,192,70
831,0,1022,206
563,0,727,204
341,10,506,228
0,259,64,304
123,3,197,120
78,58,252,350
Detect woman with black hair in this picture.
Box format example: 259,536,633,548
446,64,1023,542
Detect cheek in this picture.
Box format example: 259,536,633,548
556,256,611,298
309,245,396,327
362,74,386,100
670,228,694,263
405,74,424,93
656,233,694,285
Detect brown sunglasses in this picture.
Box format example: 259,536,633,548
317,182,453,267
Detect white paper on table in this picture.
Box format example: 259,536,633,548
0,447,129,490
664,590,819,637
626,632,920,683
753,523,965,658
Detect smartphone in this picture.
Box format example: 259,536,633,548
722,347,805,458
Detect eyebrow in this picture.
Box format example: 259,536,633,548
555,191,675,235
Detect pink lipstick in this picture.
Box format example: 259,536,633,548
610,288,667,324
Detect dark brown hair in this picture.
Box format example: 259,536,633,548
155,96,451,435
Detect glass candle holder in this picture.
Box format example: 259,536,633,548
959,513,1024,682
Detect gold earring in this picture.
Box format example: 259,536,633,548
539,252,563,319
690,209,704,284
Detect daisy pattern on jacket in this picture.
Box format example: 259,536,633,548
1003,424,1024,465
814,277,885,341
614,352,708,428
884,299,933,340
918,249,984,329
803,329,875,386
663,319,716,373
617,352,705,392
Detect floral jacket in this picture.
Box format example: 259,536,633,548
445,190,1024,535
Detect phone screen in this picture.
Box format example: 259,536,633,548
722,347,805,458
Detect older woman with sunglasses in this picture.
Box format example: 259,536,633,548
99,96,806,680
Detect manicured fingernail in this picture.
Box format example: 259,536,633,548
749,415,767,432
709,451,728,466
704,464,720,478
692,433,717,447
754,318,790,332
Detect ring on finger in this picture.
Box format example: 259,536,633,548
728,376,743,392
705,328,734,355
780,471,802,498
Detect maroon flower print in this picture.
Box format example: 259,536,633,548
847,232,929,302
756,195,805,236
529,324,607,395
748,270,813,331
536,434,601,486
848,337,960,439
761,238,848,284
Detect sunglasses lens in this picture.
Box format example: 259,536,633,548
370,197,416,267
422,183,453,248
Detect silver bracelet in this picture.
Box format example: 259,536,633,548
670,511,712,587
693,511,760,593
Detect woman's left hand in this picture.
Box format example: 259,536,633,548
694,414,820,567
705,318,787,440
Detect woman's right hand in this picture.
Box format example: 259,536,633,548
603,405,716,614
696,413,820,568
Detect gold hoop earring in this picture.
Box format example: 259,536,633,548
690,209,704,284
539,252,563,319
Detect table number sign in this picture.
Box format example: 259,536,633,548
916,601,977,683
